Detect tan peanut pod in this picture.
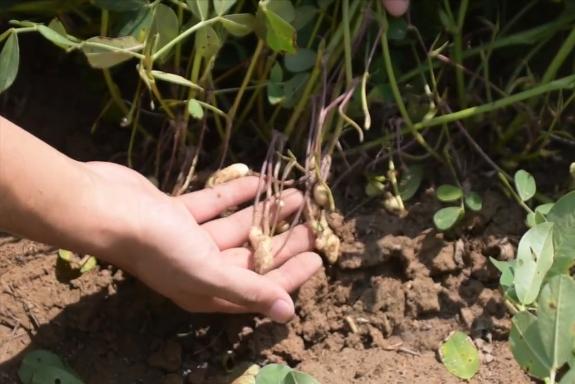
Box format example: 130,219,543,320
206,163,250,187
249,227,274,274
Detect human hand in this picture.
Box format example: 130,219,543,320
83,162,322,323
382,0,410,17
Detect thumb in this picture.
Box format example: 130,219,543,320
202,264,296,323
382,0,410,17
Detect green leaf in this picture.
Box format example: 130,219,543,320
490,258,515,289
48,18,66,36
282,72,309,108
293,5,318,30
0,33,19,94
57,249,73,261
284,371,320,384
37,24,77,50
213,0,236,16
79,256,97,274
187,99,204,119
510,311,552,380
195,25,222,59
19,350,84,384
436,184,463,202
398,165,423,201
536,203,555,216
439,331,480,380
260,3,297,54
256,364,292,384
116,7,154,40
514,222,554,305
514,170,536,202
433,206,463,231
267,0,296,23
82,36,141,69
284,48,315,73
151,3,179,60
150,70,203,90
547,191,575,274
92,0,146,12
464,192,483,212
220,14,256,37
30,365,85,384
537,275,575,372
187,0,210,20
527,205,549,228
560,367,575,384
267,62,284,105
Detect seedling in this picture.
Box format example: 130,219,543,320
56,249,98,281
255,364,319,384
365,164,424,215
433,184,482,231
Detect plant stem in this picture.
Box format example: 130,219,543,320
152,17,220,61
453,0,469,107
399,15,575,84
342,0,353,87
353,73,575,152
541,26,575,84
413,74,575,131
378,5,441,161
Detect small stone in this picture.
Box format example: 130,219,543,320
460,307,475,329
148,340,182,372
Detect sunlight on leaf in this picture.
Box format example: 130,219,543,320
439,331,480,380
433,206,463,231
514,170,536,202
514,222,554,305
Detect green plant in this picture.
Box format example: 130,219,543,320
256,364,319,384
19,350,84,384
231,363,319,384
433,184,482,231
492,169,575,383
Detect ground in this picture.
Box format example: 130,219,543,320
0,37,534,384
0,189,533,383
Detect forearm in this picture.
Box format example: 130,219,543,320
0,115,125,257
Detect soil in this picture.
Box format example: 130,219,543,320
0,36,535,384
0,190,533,384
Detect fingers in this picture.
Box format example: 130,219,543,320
265,252,323,293
177,176,260,223
172,252,323,319
199,263,296,323
221,224,315,269
383,0,410,17
202,188,304,250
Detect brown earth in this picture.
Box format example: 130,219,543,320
0,189,534,384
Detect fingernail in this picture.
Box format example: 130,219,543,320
269,299,294,323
